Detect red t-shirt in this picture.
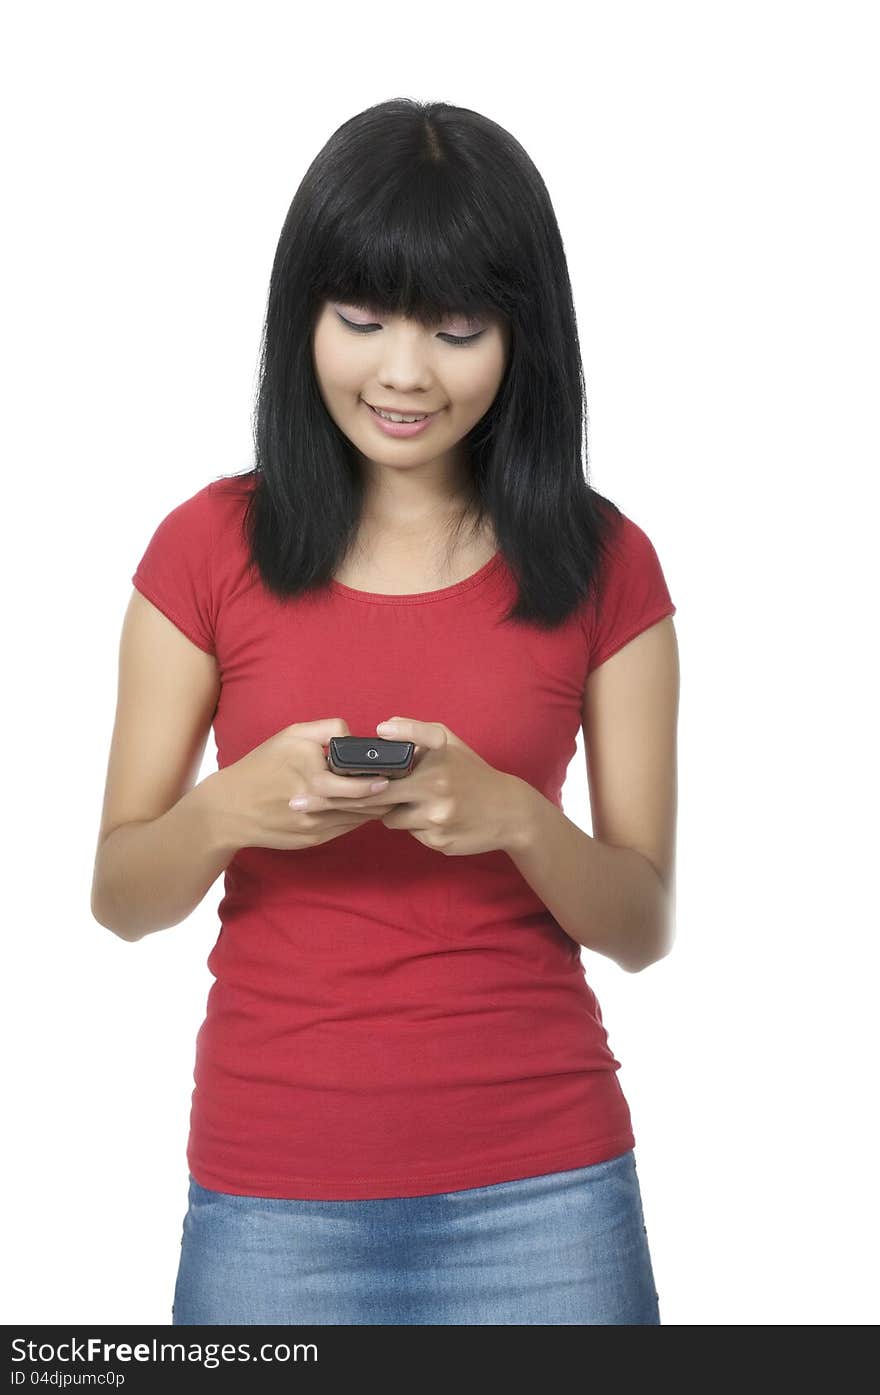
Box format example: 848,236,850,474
131,474,676,1200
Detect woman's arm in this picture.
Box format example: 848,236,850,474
505,792,672,973
90,589,236,941
91,771,237,941
504,616,679,973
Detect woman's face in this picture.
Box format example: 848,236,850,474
311,298,509,483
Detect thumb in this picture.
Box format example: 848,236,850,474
286,717,350,742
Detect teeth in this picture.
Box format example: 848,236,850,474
373,407,427,423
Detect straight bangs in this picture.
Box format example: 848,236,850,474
307,165,515,331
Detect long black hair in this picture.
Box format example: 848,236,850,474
222,97,623,630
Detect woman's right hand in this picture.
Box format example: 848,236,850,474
215,717,400,852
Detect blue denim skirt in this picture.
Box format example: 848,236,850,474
171,1148,660,1325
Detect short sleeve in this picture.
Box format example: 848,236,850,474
586,513,676,674
130,483,216,655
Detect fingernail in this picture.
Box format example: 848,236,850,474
289,797,309,809
377,721,400,733
370,779,389,791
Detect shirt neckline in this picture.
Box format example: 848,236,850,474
328,550,504,605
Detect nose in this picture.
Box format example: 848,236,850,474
374,326,436,395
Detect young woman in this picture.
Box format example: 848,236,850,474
92,97,679,1326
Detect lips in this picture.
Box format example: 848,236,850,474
367,403,433,419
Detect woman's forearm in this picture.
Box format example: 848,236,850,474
501,779,672,973
90,771,239,942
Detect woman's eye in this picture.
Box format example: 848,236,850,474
334,310,485,347
335,312,381,333
438,330,486,347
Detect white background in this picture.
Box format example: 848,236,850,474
3,0,877,1327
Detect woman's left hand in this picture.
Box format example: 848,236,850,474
366,716,529,856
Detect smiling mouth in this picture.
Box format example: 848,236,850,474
364,401,440,419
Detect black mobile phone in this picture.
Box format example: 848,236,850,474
326,735,415,779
